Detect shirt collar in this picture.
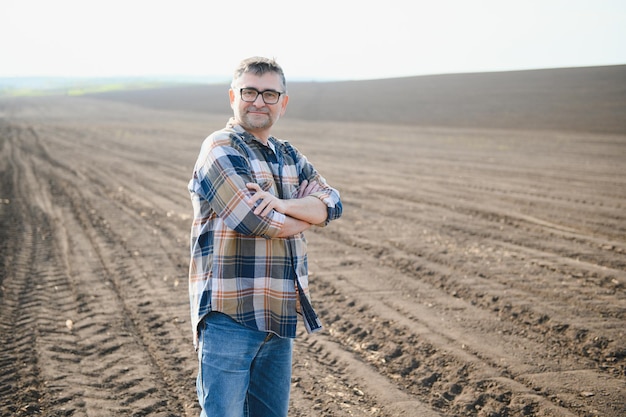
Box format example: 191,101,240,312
227,117,277,153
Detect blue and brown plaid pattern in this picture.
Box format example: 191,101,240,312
188,119,342,347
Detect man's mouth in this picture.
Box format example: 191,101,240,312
247,109,268,116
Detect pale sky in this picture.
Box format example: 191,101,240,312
2,0,625,81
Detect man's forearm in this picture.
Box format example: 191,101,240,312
276,215,312,238
282,196,327,225
246,182,328,226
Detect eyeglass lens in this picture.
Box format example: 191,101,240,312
240,88,281,104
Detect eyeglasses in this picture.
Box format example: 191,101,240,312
239,87,283,104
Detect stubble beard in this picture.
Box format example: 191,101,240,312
239,108,274,131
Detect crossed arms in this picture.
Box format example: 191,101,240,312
246,179,328,237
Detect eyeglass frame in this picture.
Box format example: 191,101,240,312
239,87,284,104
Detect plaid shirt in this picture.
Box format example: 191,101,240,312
188,119,342,347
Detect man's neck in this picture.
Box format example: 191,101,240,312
246,129,271,146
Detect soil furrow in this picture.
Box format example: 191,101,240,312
307,230,625,415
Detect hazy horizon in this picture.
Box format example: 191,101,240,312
2,62,624,83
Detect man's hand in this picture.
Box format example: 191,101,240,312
246,183,284,217
296,179,322,198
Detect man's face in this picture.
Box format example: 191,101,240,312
230,72,288,137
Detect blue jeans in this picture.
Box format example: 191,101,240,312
196,312,294,417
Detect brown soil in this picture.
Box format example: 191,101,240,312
1,67,625,416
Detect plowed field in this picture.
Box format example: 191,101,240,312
1,91,624,416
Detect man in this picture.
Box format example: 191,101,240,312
188,56,343,417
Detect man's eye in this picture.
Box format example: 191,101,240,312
242,89,257,97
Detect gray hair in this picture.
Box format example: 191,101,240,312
231,56,287,93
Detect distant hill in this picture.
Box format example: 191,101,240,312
0,76,228,97
86,65,626,134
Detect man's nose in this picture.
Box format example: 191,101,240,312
253,94,265,105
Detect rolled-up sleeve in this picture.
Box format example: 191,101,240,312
310,186,342,226
285,141,342,227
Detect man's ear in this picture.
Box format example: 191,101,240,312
279,94,289,116
229,88,236,108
